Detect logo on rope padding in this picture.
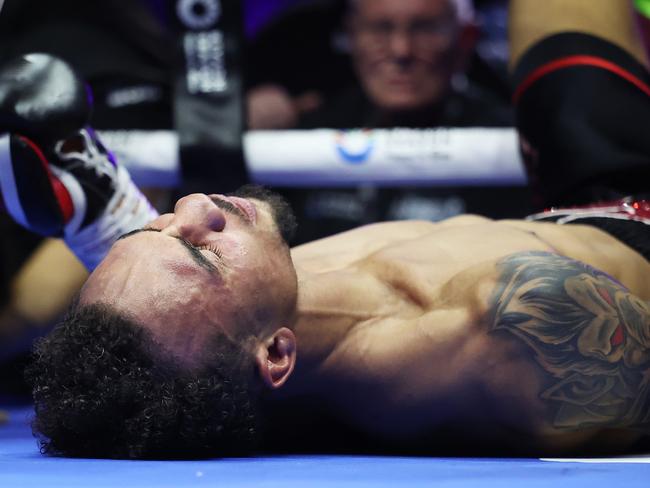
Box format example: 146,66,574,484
334,129,375,165
177,0,221,30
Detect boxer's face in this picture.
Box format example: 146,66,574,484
80,187,298,369
347,0,463,111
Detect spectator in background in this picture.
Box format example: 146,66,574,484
351,0,475,109
248,0,523,244
248,0,511,129
306,0,512,128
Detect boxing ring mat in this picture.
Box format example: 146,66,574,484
2,405,649,487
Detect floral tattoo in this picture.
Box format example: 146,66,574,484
488,251,650,431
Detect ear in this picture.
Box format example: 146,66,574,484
254,327,297,389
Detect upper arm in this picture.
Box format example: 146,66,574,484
486,251,650,441
509,0,648,70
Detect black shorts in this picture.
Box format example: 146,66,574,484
585,217,650,262
530,211,650,263
512,33,650,208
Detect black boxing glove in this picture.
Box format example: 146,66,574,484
0,53,158,270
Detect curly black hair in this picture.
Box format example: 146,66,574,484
25,302,263,459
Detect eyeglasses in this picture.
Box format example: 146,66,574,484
352,18,458,50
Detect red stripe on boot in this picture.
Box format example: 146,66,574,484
513,55,650,103
19,136,74,224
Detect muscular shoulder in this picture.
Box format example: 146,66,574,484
483,251,650,446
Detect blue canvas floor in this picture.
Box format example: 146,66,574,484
2,404,650,488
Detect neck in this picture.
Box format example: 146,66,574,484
278,267,372,398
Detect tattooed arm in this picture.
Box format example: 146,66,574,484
487,251,650,438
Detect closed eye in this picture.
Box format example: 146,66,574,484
197,244,224,260
117,228,221,273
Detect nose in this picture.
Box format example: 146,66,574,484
158,193,226,242
388,28,415,60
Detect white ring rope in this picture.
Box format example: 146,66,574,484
98,128,527,188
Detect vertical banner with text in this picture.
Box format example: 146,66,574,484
172,0,248,194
